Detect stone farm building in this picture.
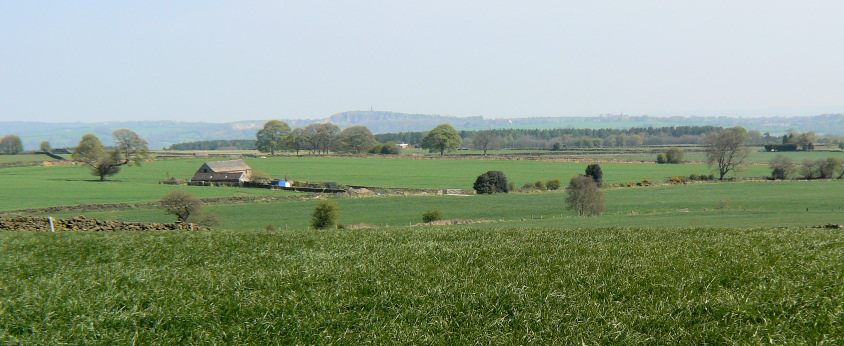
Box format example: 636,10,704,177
191,159,252,186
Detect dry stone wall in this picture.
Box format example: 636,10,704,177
0,216,207,232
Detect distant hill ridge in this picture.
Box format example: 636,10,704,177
2,112,842,150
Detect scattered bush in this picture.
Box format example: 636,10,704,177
669,176,689,184
656,153,667,164
160,190,203,223
769,154,796,180
159,177,188,185
534,180,546,190
688,173,714,181
311,199,339,229
473,170,509,194
188,212,223,227
665,147,685,164
250,170,272,183
636,179,652,186
422,210,443,223
546,179,562,190
716,198,730,210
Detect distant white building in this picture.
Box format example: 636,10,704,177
397,143,409,148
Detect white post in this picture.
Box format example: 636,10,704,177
49,216,54,232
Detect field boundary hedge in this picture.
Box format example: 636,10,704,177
0,215,208,232
0,195,313,215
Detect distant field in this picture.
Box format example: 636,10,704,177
0,154,65,163
2,226,841,343
0,161,288,211
40,181,844,230
0,156,780,211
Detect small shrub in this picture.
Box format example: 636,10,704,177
689,173,699,180
422,210,443,223
716,198,730,210
636,179,652,186
265,224,276,231
507,182,516,191
534,180,546,190
656,153,667,164
521,182,536,191
546,179,562,190
187,212,223,227
311,199,339,229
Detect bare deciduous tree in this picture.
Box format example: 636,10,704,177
565,175,605,217
704,127,750,180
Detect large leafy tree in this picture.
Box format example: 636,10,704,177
255,120,291,155
334,126,376,154
421,124,462,155
302,123,340,155
0,134,23,154
72,129,149,181
286,128,306,155
704,127,750,180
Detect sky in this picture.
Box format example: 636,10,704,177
1,1,843,123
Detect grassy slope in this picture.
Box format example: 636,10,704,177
2,227,842,344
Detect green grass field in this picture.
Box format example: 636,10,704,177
0,154,65,163
3,153,844,343
2,226,842,343
37,180,844,230
0,156,776,211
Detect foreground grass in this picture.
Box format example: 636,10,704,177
1,227,842,343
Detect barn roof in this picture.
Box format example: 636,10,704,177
204,159,250,172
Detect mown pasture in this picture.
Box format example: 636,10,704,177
38,181,844,231
2,226,841,343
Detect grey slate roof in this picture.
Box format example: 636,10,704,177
204,159,250,172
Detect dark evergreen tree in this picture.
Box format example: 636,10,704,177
473,171,509,194
585,164,603,187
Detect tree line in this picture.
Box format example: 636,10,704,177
167,139,257,151
376,125,727,149
253,121,464,156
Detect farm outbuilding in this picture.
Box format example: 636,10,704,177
190,159,253,185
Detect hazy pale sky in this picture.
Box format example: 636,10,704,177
2,1,843,123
